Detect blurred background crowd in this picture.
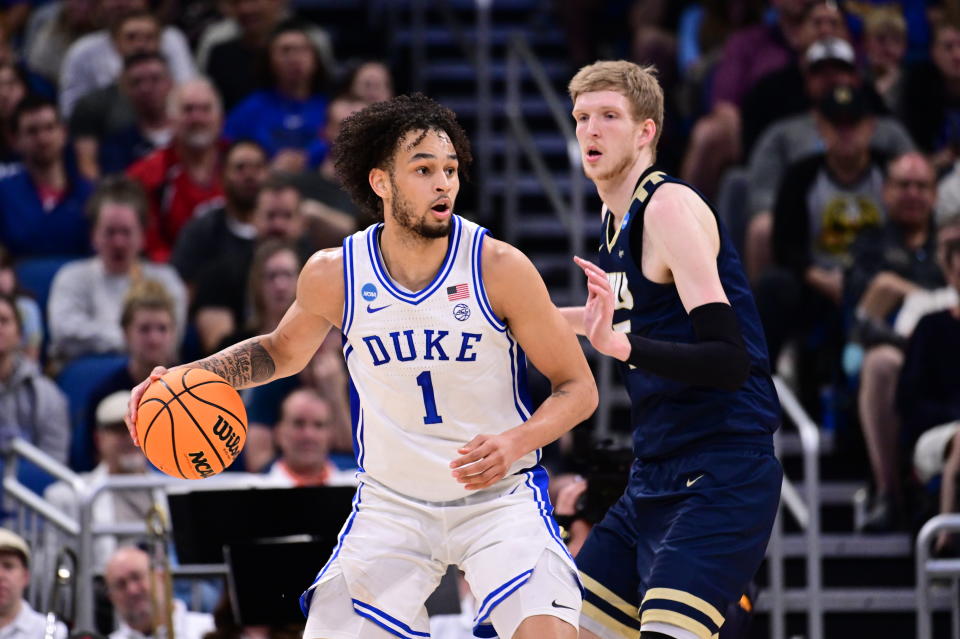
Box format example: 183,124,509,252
0,0,955,637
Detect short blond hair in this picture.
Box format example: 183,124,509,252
568,60,664,151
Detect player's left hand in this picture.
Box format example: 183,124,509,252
573,256,629,360
450,433,521,490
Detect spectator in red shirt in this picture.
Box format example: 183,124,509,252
127,78,225,262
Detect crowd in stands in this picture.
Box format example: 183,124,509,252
0,0,958,635
568,0,960,543
0,0,391,634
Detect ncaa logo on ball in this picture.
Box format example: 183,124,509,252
361,283,378,301
453,303,470,321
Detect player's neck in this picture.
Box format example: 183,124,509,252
378,224,450,292
595,152,653,225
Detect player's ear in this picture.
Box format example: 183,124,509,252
638,119,656,149
369,168,389,199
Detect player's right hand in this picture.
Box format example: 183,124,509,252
124,366,168,447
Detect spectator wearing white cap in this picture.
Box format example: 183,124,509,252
0,527,67,639
44,391,164,570
744,36,914,281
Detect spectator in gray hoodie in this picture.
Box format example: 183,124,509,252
0,293,69,463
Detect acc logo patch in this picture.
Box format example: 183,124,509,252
453,303,471,321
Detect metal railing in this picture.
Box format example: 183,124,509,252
917,514,960,639
504,31,585,305
767,376,823,639
2,438,82,619
408,0,493,224
2,438,268,631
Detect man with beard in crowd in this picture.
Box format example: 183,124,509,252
127,78,226,262
170,140,268,287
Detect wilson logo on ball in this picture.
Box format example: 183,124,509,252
212,416,242,458
136,368,248,480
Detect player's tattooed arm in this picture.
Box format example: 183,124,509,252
196,338,278,388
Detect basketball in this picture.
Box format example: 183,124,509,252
136,368,247,479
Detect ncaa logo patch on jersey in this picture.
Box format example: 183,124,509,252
362,283,378,301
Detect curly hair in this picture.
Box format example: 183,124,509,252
333,93,472,220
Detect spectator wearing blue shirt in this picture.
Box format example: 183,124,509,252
0,96,92,258
0,62,28,177
98,52,174,175
224,19,328,173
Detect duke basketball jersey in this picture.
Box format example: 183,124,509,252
340,214,539,502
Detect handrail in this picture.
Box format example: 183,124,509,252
778,475,808,529
439,2,477,66
508,33,576,142
505,36,578,237
407,0,493,223
5,437,84,489
474,0,492,223
770,376,823,639
916,513,960,639
2,479,79,536
410,0,427,92
1,438,274,630
504,30,584,307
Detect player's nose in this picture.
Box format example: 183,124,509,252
584,116,600,136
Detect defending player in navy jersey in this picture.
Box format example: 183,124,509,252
124,94,598,639
560,61,783,639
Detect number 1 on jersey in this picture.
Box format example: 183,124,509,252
416,370,443,424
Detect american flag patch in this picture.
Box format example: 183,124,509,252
447,283,470,301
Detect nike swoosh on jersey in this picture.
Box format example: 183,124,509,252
686,474,705,488
366,304,392,313
551,600,576,610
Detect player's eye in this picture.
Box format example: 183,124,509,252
444,167,456,176
416,167,429,175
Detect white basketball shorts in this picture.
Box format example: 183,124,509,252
301,468,581,639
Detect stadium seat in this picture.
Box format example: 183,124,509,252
14,255,74,317
56,354,128,471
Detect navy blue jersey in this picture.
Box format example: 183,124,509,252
598,167,780,459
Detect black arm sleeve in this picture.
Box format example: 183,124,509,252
624,302,751,391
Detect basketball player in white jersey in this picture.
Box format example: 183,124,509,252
125,93,598,639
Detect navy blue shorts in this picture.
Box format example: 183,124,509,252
576,446,781,639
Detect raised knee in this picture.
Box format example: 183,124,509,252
863,345,904,379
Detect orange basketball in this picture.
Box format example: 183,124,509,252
136,368,247,479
